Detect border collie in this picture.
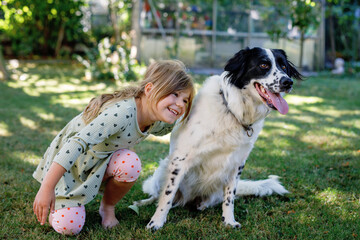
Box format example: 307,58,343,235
135,47,302,230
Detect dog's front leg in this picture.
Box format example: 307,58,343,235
147,156,187,231
222,172,241,228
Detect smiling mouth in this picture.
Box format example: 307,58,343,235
254,83,289,115
168,107,180,116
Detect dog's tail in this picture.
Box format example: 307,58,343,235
236,175,289,197
132,175,160,207
132,158,170,207
133,196,157,207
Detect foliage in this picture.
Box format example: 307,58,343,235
76,0,146,82
326,0,360,61
0,0,89,57
216,1,250,32
76,37,142,82
259,1,289,41
260,0,320,67
260,0,320,40
110,0,133,38
291,0,320,68
75,0,142,83
290,0,320,34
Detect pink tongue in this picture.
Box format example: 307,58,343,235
266,90,289,115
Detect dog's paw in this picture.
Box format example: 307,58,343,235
146,218,165,231
223,219,241,229
196,203,207,211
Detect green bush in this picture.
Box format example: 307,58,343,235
76,37,143,83
0,0,89,57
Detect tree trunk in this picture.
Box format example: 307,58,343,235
0,46,9,80
130,0,141,61
109,0,121,44
328,15,336,63
43,17,50,55
299,29,305,69
55,21,66,58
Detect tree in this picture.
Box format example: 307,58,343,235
326,0,360,62
261,0,321,68
76,0,139,82
291,0,320,68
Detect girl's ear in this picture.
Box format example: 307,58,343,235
144,82,154,96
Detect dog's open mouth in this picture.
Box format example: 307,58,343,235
254,83,289,115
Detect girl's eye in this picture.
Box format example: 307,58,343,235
260,63,270,69
183,99,188,104
173,92,179,97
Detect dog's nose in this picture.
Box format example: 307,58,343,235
280,77,293,89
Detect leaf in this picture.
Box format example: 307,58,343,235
128,205,139,215
287,210,295,214
341,162,349,167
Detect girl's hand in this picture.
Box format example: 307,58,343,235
32,162,66,225
33,185,55,225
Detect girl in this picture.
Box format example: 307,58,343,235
33,60,195,235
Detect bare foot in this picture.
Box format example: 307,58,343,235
99,201,119,229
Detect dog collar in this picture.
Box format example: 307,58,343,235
219,89,254,137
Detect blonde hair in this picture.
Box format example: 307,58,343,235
82,60,195,124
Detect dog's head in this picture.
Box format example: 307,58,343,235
224,47,302,115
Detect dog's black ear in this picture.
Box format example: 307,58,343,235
224,47,250,84
287,60,303,81
273,48,304,81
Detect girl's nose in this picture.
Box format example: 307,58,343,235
176,99,185,109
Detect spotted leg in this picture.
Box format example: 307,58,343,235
222,164,245,228
146,156,188,231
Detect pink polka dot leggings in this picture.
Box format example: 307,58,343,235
50,149,141,235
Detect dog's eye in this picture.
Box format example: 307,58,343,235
281,65,286,70
259,63,270,69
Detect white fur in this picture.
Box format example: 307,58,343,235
136,48,293,230
235,175,289,197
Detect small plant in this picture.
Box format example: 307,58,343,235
76,37,142,82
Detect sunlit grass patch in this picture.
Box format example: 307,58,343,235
286,95,324,106
146,134,171,144
0,122,12,137
19,116,38,130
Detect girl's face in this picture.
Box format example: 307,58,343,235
154,89,191,124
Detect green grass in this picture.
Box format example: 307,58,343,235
1,63,359,239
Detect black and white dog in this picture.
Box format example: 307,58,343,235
134,47,302,230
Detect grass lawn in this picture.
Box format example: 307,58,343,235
0,63,359,239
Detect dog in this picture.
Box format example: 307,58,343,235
134,47,302,230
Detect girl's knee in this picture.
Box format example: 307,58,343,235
50,206,86,235
107,149,142,182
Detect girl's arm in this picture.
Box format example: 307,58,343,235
33,162,66,225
